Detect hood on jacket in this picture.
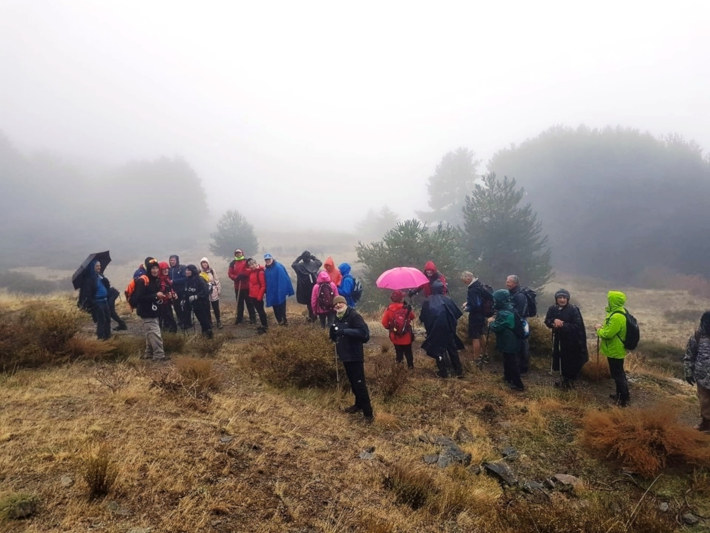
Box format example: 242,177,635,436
144,257,159,278
700,311,710,337
186,264,200,277
324,257,337,272
338,263,351,276
606,291,626,311
431,279,445,295
493,289,513,310
158,261,170,280
317,271,332,283
424,261,437,273
169,254,180,264
554,288,571,301
200,257,211,271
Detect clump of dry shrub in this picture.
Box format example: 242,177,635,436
187,333,225,357
82,445,118,499
0,492,39,521
176,357,220,394
247,325,337,389
581,351,611,381
383,464,435,510
527,317,552,358
581,404,710,477
92,364,132,393
369,353,410,401
496,495,674,533
162,332,187,354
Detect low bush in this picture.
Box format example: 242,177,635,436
185,333,225,358
22,305,80,353
247,325,337,389
92,364,132,393
635,340,683,360
175,357,220,395
82,445,118,499
162,333,187,355
0,492,39,521
369,354,410,401
581,404,710,477
528,317,552,358
382,464,435,510
580,352,611,381
663,309,705,323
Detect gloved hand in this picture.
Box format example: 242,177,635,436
686,375,696,386
332,325,345,337
189,295,197,303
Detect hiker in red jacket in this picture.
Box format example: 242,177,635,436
410,260,448,298
247,258,269,333
228,248,256,325
381,290,416,368
311,271,339,329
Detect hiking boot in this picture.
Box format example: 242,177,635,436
249,319,257,325
256,326,268,335
694,419,710,432
216,321,222,329
153,355,170,361
235,319,243,325
113,324,128,331
507,382,525,392
436,370,448,378
609,393,620,401
363,415,375,425
343,405,362,414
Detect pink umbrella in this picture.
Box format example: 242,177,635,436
376,267,429,290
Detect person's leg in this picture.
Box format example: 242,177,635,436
194,301,213,337
696,384,710,430
96,301,111,340
607,357,629,405
448,346,463,377
518,339,530,374
306,299,316,321
403,344,414,368
235,288,245,324
504,352,524,389
318,314,327,328
326,311,335,328
212,300,221,328
394,345,404,363
431,349,448,378
252,298,268,328
144,318,165,359
162,304,178,333
181,300,193,331
344,361,373,418
108,295,127,330
243,293,256,324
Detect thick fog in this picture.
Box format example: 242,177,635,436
2,0,709,230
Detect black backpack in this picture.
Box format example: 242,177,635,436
610,309,640,350
520,287,537,317
344,274,363,303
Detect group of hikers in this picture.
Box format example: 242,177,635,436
77,251,710,432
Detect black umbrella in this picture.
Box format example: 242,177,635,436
72,251,111,290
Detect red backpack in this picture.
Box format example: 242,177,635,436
317,282,335,310
389,306,411,337
125,275,149,311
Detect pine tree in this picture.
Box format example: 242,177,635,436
209,210,259,260
356,219,461,309
460,173,553,290
416,147,481,226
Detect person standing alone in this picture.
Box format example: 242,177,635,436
595,291,630,407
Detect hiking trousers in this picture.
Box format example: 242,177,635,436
504,351,524,388
343,361,373,417
235,288,256,324
394,344,414,368
193,300,213,337
159,304,178,333
93,300,111,340
142,317,165,358
211,300,221,324
518,339,530,373
607,357,629,401
272,302,287,325
250,297,268,328
318,311,335,329
698,384,710,422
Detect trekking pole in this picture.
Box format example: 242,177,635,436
596,336,600,365
236,285,242,324
334,344,340,391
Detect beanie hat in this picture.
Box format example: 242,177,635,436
390,290,404,303
144,256,159,272
333,296,347,306
555,289,571,300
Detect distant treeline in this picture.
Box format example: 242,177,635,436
488,126,710,284
0,132,209,270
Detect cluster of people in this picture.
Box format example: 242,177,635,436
77,251,710,432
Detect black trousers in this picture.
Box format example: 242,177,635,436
504,351,524,388
607,357,629,400
250,297,268,327
193,300,213,337
235,288,256,323
173,296,190,329
211,300,221,324
343,361,373,417
107,289,126,328
518,339,530,372
427,346,462,377
93,300,111,340
318,311,335,328
159,304,178,333
394,344,414,367
272,302,287,325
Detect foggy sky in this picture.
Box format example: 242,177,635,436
1,0,709,230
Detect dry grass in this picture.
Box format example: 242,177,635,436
581,403,710,477
82,444,118,499
369,353,410,401
175,356,221,394
0,492,39,522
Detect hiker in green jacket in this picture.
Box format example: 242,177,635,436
488,289,524,391
595,291,629,406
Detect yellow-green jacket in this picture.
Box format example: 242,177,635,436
597,291,627,359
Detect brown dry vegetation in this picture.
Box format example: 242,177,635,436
1,288,710,532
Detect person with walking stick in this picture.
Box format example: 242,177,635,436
330,296,373,424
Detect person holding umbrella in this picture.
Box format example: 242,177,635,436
381,290,416,368
78,260,113,340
